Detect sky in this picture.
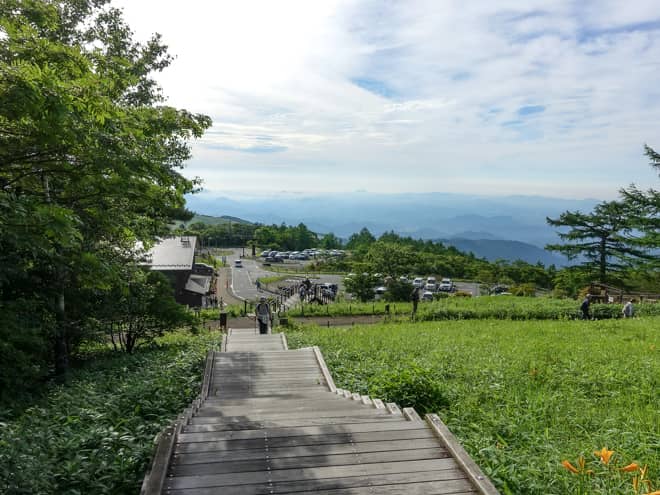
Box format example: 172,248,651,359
113,0,660,200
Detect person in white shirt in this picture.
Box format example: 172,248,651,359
622,299,634,318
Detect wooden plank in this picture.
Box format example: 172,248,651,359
177,421,429,443
197,398,378,412
172,437,444,465
189,407,399,424
272,480,477,495
403,407,422,421
200,351,214,401
197,399,374,415
209,388,331,399
165,458,459,490
165,470,473,495
175,428,437,453
425,414,500,495
170,447,450,476
312,345,337,393
183,414,407,432
213,364,321,371
202,391,336,405
139,424,176,495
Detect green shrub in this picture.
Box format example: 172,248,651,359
0,302,52,409
370,365,450,415
0,331,218,494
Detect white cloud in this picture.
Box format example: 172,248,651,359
112,0,660,199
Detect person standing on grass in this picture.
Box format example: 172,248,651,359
411,286,420,318
580,294,591,320
622,299,634,318
256,279,261,291
255,296,271,334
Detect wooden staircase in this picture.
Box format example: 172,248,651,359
141,328,499,494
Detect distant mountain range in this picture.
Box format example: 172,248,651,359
185,191,595,266
441,238,568,266
185,214,253,226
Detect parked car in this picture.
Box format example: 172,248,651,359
422,291,434,302
439,278,454,292
412,277,424,288
264,256,284,263
424,282,437,292
233,259,242,268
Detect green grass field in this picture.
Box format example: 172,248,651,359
286,318,660,494
286,296,660,321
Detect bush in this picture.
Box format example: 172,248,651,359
0,301,53,410
0,331,218,494
370,365,450,415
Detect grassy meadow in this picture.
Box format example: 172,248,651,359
286,317,660,494
287,296,660,321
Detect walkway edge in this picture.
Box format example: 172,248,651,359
426,413,500,495
140,350,215,495
312,345,337,393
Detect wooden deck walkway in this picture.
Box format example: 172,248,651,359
141,328,499,494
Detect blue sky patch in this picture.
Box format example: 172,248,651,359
517,105,546,116
351,77,398,98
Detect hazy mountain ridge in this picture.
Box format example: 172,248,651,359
441,238,568,266
185,191,591,265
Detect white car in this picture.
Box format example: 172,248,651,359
422,291,434,301
412,277,424,288
439,278,453,292
234,259,243,268
424,282,436,292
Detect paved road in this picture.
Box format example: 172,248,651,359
221,248,480,300
454,281,482,297
225,249,342,302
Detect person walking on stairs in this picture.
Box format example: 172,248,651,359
255,296,271,334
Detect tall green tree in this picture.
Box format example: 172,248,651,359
619,145,660,253
346,227,376,252
0,0,210,379
365,241,416,277
319,232,342,249
546,200,651,285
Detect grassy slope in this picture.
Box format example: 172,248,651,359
286,318,660,494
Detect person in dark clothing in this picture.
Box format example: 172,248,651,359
255,296,271,334
580,295,591,320
411,286,420,318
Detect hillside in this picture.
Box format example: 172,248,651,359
185,214,254,226
441,238,569,266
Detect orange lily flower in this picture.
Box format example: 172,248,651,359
562,460,579,474
594,447,614,465
620,462,640,472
